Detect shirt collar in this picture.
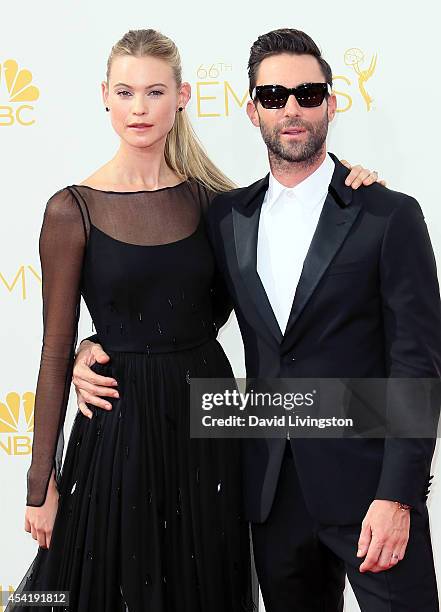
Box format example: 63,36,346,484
265,152,335,212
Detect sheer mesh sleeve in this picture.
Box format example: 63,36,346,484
26,187,87,507
196,182,234,331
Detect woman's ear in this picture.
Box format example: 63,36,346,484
178,82,191,111
101,81,109,109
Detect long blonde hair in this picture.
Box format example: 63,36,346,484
106,29,236,193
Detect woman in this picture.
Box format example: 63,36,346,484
11,28,379,612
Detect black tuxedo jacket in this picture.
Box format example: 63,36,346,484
206,153,441,525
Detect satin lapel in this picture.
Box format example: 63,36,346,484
282,159,362,345
232,176,283,344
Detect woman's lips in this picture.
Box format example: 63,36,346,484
128,124,153,131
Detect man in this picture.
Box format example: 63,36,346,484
73,29,440,611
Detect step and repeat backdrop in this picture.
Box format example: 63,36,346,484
1,1,440,610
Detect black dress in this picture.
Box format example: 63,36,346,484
8,179,256,612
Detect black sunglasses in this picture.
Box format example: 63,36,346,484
252,82,330,109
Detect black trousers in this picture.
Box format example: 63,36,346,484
251,442,439,612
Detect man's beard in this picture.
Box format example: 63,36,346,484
259,113,328,166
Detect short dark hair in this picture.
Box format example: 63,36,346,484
248,28,333,96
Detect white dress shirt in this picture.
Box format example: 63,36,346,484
257,153,335,334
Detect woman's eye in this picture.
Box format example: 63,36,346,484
116,90,164,97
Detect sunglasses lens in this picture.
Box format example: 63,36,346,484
295,83,328,107
256,86,288,109
255,83,328,109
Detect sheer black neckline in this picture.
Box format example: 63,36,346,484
71,180,188,195
89,218,202,248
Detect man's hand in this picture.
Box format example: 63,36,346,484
72,340,119,419
340,160,387,189
357,499,410,573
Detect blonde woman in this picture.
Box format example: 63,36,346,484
11,29,379,612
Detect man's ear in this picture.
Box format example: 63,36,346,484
247,99,260,127
327,93,337,123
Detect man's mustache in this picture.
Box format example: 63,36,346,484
276,120,313,133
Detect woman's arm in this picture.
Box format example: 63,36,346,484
26,187,87,508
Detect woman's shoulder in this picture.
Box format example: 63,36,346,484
188,178,232,209
72,170,110,191
68,162,119,191
43,186,86,225
46,185,77,204
45,167,108,214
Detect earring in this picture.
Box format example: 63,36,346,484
178,107,183,112
105,107,110,112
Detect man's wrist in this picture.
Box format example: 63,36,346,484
395,501,412,511
75,338,92,358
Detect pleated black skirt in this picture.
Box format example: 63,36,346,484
9,339,257,612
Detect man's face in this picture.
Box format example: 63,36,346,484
247,53,337,164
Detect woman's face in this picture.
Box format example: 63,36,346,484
102,55,190,149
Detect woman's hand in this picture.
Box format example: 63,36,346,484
340,160,387,189
72,340,118,419
24,471,59,549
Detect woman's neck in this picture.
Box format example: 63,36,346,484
106,139,180,190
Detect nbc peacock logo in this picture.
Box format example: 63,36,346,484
0,391,34,456
0,59,40,126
